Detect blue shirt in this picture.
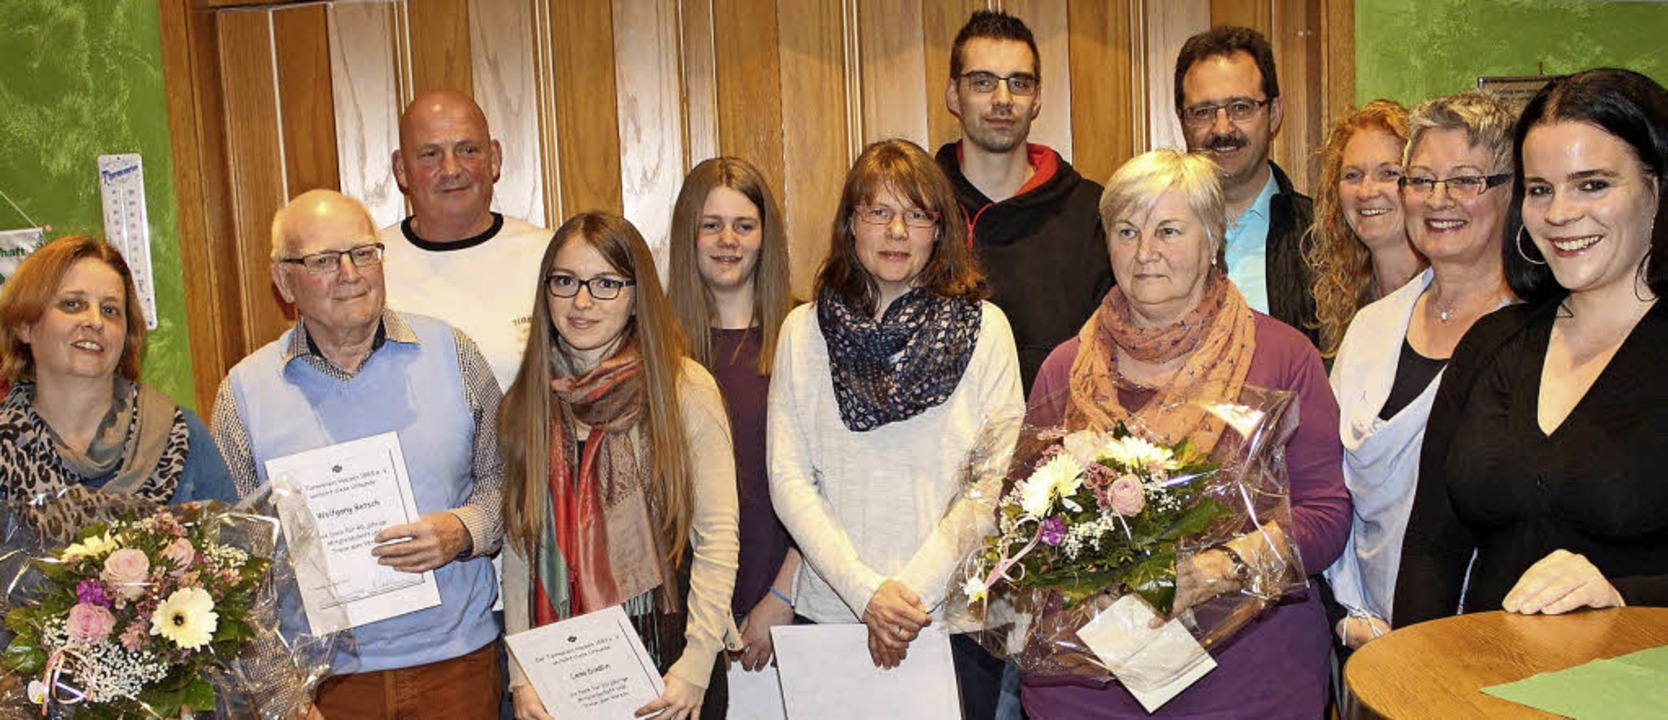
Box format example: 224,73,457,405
1224,170,1280,314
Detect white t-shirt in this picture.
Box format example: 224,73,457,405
380,213,551,391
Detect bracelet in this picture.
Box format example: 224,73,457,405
768,585,795,608
1211,543,1251,585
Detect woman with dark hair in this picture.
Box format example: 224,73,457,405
1397,68,1668,626
1323,91,1519,649
499,212,739,720
0,235,234,517
768,139,1022,719
666,157,801,677
1306,99,1425,358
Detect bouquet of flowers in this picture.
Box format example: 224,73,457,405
0,489,342,719
948,385,1306,696
3,505,267,718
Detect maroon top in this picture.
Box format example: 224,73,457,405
709,328,794,616
1022,314,1350,719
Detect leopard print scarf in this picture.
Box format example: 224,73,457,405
0,381,189,542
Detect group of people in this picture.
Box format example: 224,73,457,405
0,9,1663,720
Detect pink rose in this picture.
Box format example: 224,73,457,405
66,603,116,644
162,539,196,570
101,548,151,601
1108,474,1146,516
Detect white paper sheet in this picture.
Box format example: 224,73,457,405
772,624,959,720
727,662,788,720
1076,594,1217,712
264,431,441,633
505,605,665,720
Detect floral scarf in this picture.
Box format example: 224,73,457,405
533,340,679,632
1067,270,1257,453
816,285,982,431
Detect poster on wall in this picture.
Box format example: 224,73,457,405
1478,75,1561,114
0,227,47,287
98,154,159,330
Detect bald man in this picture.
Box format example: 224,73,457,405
382,89,550,391
213,189,506,719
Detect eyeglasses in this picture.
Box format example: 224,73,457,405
545,273,636,300
279,243,385,275
959,71,1039,96
1398,173,1512,199
1179,98,1272,128
854,205,939,229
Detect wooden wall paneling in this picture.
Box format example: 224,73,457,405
1002,0,1072,160
1067,0,1140,186
528,0,563,224
402,0,474,98
777,0,854,297
922,0,989,153
544,0,623,215
273,4,340,199
712,0,786,209
1319,0,1355,137
328,1,405,229
161,0,245,411
217,9,293,351
855,0,929,146
1143,0,1209,153
612,0,688,268
1270,0,1320,193
1209,0,1271,35
679,0,720,167
469,0,545,228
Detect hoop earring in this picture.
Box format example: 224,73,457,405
1516,226,1547,266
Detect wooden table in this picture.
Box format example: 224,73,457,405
1344,607,1668,718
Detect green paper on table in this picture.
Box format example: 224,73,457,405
1481,644,1668,719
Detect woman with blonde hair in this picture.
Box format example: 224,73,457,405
667,157,801,677
1306,100,1426,358
499,212,739,720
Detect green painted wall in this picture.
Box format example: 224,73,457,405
1357,0,1668,106
0,0,196,409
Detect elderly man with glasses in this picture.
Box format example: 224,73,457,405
1175,25,1320,345
211,189,506,719
935,9,1112,392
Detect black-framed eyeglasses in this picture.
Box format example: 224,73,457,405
1179,98,1272,128
545,273,635,300
278,242,385,275
854,205,939,229
1398,173,1512,199
959,71,1039,96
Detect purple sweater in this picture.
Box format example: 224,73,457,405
1022,314,1350,719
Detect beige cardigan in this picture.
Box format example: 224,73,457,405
504,359,740,690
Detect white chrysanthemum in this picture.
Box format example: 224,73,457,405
151,587,218,650
1060,430,1113,468
1021,454,1082,517
963,576,989,603
1104,435,1177,471
63,532,117,560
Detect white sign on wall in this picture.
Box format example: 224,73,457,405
0,227,46,287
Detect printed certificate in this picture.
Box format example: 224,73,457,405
772,623,960,720
505,605,665,719
264,431,441,633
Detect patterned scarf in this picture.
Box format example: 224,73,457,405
1067,270,1257,454
0,380,188,542
816,285,982,431
533,340,679,631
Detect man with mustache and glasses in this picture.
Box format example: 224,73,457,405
936,10,1113,392
1175,26,1319,345
381,89,550,392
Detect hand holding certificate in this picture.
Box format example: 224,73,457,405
505,605,665,720
264,431,442,634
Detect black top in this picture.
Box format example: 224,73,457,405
1378,338,1447,421
936,142,1113,393
707,328,794,616
1396,300,1668,625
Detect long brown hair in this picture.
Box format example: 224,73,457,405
0,235,147,383
497,212,694,565
667,157,791,374
1305,100,1415,357
816,138,987,314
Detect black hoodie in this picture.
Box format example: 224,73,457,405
936,142,1114,393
